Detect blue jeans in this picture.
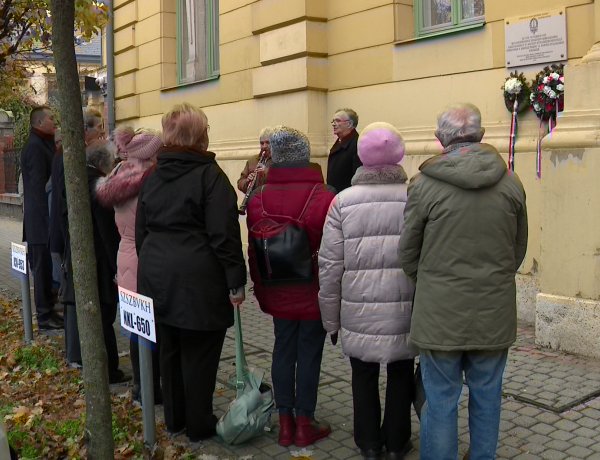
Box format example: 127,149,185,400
419,349,508,460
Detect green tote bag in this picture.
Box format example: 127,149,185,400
216,306,274,445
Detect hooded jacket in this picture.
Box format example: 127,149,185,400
318,165,417,363
135,148,246,331
96,159,153,292
398,142,528,351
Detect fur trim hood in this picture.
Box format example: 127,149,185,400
351,164,408,186
96,160,152,207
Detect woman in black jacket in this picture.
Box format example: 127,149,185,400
136,103,247,442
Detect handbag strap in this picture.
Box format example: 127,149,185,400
260,183,321,224
234,306,248,396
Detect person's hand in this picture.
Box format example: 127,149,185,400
229,286,245,306
255,163,266,173
330,332,338,346
247,171,257,184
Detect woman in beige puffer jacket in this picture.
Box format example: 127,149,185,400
318,122,416,460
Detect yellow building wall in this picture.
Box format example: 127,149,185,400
113,1,600,347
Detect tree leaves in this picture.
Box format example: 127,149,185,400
0,0,107,69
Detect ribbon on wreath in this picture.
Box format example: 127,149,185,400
536,117,545,179
508,98,518,172
537,99,561,179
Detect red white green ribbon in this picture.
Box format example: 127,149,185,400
508,98,518,172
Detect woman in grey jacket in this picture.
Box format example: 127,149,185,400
318,122,416,460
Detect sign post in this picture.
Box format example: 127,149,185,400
11,242,32,344
118,286,157,449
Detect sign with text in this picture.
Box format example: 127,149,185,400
118,287,156,343
505,9,567,67
11,242,27,274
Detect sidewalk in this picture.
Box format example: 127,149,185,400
2,215,600,459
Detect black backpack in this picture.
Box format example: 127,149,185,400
249,184,319,286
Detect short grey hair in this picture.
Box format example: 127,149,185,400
335,108,359,128
259,126,274,141
435,103,484,147
86,140,116,175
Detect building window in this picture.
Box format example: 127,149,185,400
177,0,219,84
415,0,484,36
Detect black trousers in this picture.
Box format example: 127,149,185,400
350,357,414,452
130,335,161,389
158,323,226,439
272,318,326,417
100,300,119,376
28,244,55,322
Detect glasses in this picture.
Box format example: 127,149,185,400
331,118,351,126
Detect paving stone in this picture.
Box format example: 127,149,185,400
573,426,599,439
514,454,543,460
497,445,522,457
565,445,594,458
512,415,538,428
330,445,358,459
519,442,546,455
540,449,569,459
526,433,552,446
570,435,596,448
545,439,573,452
549,429,575,442
554,418,580,432
582,407,600,419
561,410,584,421
576,416,598,429
518,406,542,417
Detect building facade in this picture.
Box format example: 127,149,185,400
112,0,600,357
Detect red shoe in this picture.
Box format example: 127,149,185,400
294,416,331,447
278,414,296,447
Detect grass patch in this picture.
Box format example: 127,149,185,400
0,403,14,419
49,417,84,439
14,345,60,372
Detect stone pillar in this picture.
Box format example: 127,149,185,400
250,0,329,161
535,1,600,358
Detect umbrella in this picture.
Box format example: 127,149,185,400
216,306,274,445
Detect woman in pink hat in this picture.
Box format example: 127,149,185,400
318,122,416,460
96,126,163,403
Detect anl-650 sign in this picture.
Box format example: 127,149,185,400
118,287,156,343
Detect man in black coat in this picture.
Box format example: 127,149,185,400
21,106,62,330
326,108,362,194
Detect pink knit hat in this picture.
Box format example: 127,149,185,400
113,127,163,160
357,122,405,167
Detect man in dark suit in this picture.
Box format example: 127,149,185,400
326,108,362,194
21,106,63,330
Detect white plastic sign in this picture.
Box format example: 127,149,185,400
118,286,156,343
11,242,27,274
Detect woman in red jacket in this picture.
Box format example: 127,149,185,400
246,126,335,448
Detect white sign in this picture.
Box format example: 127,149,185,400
11,242,27,274
505,9,567,67
118,286,156,343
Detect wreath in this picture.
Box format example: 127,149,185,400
530,64,564,121
502,71,531,114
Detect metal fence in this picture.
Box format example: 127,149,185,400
1,148,20,194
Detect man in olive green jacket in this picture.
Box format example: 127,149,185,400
399,103,527,460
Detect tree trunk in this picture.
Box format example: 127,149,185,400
50,1,114,458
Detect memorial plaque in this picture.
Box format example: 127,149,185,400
505,9,567,68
